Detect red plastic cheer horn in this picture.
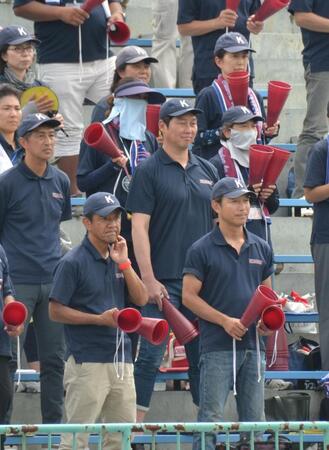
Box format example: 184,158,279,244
226,0,240,12
266,80,292,128
226,71,249,107
241,285,283,328
84,122,122,159
249,144,274,185
146,104,161,137
266,325,289,370
261,305,285,331
2,301,28,326
108,21,131,44
253,0,289,22
262,146,290,188
162,297,199,345
113,308,169,345
81,0,103,13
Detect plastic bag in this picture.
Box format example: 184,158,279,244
283,291,318,334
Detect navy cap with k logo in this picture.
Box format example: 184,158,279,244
214,32,255,56
159,99,203,119
83,192,125,217
212,177,256,200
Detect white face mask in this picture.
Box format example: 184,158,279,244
229,128,258,151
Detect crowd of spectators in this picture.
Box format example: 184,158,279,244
1,1,329,450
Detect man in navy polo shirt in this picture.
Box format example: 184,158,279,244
177,0,264,93
126,98,218,423
13,0,125,195
0,113,71,423
289,1,329,198
183,177,274,450
304,105,329,370
49,192,147,450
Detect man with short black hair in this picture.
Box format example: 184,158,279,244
0,113,71,423
126,98,218,423
183,177,274,450
50,192,147,450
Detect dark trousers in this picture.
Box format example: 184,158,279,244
0,356,12,450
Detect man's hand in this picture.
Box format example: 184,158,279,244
112,154,129,168
259,185,276,201
142,276,169,310
108,10,125,28
5,323,24,338
32,94,55,113
264,121,280,138
247,15,264,34
110,236,129,264
257,319,274,336
58,7,89,26
249,182,262,196
98,307,119,327
216,8,238,29
221,317,247,340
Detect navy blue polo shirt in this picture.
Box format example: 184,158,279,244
183,226,274,354
0,133,23,165
126,148,218,280
304,137,329,244
0,161,71,284
50,235,132,363
0,245,15,358
289,0,329,72
13,0,119,64
177,0,260,83
193,86,265,159
77,126,158,242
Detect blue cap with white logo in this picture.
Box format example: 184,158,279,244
83,192,125,217
18,113,61,137
159,99,202,119
212,177,256,200
214,32,255,56
0,25,39,51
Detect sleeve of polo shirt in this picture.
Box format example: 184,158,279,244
288,0,313,14
1,247,15,298
50,258,78,306
261,243,274,281
177,0,199,24
304,143,326,188
61,175,72,222
125,163,155,215
183,243,206,282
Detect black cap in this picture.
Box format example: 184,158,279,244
212,177,256,200
222,106,263,124
159,99,202,119
214,32,255,56
18,113,61,137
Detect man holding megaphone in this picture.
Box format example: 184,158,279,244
49,192,147,450
183,177,274,450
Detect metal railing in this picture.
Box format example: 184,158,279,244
2,422,329,449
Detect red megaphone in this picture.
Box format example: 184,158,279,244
146,104,161,137
262,146,290,188
261,305,285,331
108,21,131,44
266,80,291,128
266,325,289,370
226,0,240,12
113,307,142,333
226,71,249,107
241,285,283,328
113,308,168,345
137,317,169,345
249,144,274,185
84,122,122,159
81,0,103,13
162,297,199,345
253,0,289,22
2,301,28,326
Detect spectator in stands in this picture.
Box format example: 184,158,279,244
126,98,218,423
49,192,147,450
0,113,71,424
304,103,329,370
0,244,23,450
210,106,279,246
183,177,274,450
288,2,329,198
177,0,264,94
0,26,58,118
92,46,159,123
193,32,278,160
13,0,124,196
151,0,193,89
0,84,23,172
